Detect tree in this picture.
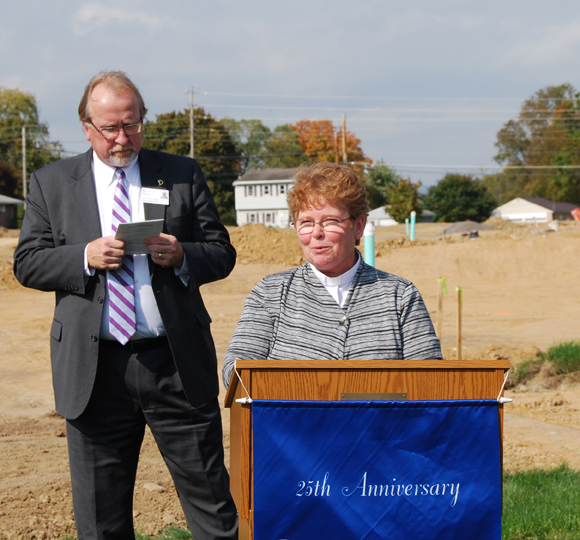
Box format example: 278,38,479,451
288,119,371,172
423,174,496,222
263,125,306,168
363,160,401,209
0,159,19,198
0,87,62,196
386,178,422,223
222,118,272,172
490,83,580,205
143,107,241,224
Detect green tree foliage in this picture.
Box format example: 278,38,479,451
387,178,422,223
221,121,306,170
423,173,496,222
0,87,62,196
142,108,241,224
263,125,306,168
363,160,400,209
489,83,580,205
221,118,272,172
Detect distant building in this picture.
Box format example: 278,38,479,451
367,207,434,226
0,194,24,228
233,167,299,227
492,197,579,223
367,207,397,227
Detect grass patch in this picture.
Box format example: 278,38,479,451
540,341,580,375
509,340,580,386
503,464,580,539
135,527,193,540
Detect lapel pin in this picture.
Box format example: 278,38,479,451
158,179,164,186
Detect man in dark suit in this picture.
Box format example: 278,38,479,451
14,71,238,540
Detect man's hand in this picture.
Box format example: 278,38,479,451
87,237,126,270
144,233,185,268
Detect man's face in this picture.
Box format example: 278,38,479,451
83,84,144,167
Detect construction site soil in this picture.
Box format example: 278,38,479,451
1,219,580,538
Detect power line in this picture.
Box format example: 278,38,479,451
390,163,580,170
198,91,525,102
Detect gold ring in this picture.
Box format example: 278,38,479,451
158,253,162,260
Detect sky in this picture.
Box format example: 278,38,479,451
2,0,580,188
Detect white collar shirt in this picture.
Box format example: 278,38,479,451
92,153,165,339
309,253,361,308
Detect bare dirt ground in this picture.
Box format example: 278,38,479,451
1,220,580,539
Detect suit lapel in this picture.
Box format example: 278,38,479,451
71,150,102,241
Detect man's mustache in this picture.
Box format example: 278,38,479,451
111,144,136,152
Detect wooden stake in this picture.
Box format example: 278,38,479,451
436,279,444,341
456,287,462,361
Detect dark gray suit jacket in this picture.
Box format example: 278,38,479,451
14,149,236,419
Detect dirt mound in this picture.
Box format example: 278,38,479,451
0,227,20,238
230,224,305,266
441,221,494,235
484,216,528,232
0,259,23,291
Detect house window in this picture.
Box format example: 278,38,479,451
248,213,256,224
247,185,254,196
265,213,272,224
279,184,286,195
264,185,270,195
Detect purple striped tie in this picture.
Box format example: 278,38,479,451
109,169,136,344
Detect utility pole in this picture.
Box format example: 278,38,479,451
22,126,27,210
189,88,195,159
334,131,339,164
342,114,347,163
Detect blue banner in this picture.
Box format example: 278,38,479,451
253,400,501,540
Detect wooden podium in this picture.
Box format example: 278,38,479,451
225,359,510,539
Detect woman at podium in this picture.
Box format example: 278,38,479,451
223,162,441,388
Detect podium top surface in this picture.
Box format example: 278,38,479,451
225,359,511,407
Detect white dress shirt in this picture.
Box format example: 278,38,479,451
309,253,361,308
89,154,166,339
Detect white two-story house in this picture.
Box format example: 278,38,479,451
233,167,299,227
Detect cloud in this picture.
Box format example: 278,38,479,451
73,3,178,35
509,20,580,67
382,9,487,38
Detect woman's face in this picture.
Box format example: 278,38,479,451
295,200,366,277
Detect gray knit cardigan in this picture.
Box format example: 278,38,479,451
223,259,442,388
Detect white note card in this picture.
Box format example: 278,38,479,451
115,219,164,255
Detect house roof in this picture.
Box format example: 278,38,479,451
0,194,24,205
368,207,392,218
519,197,579,213
367,207,434,218
236,167,299,182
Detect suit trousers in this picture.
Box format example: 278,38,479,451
66,339,238,540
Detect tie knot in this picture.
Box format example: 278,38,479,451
116,168,126,181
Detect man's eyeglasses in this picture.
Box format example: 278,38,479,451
88,121,143,141
292,216,353,235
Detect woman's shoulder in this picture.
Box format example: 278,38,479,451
358,261,414,288
258,265,304,284
249,265,307,296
